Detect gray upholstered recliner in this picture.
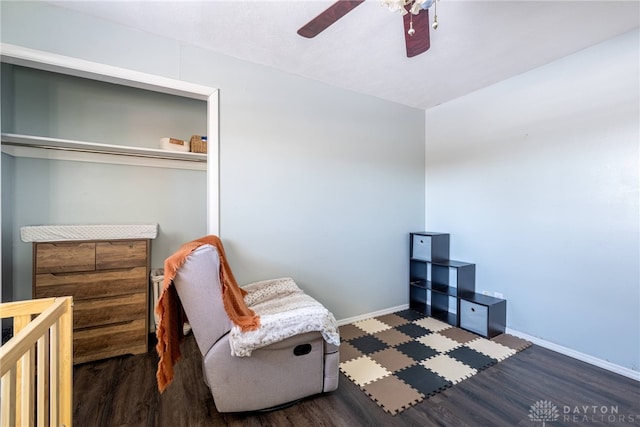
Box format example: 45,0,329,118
172,244,340,412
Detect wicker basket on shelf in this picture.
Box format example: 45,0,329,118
190,135,207,154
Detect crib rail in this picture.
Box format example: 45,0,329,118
0,297,73,427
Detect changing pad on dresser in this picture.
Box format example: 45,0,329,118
20,224,158,242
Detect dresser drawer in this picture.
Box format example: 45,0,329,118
96,240,147,270
74,292,147,329
35,267,147,301
73,319,148,364
34,242,96,274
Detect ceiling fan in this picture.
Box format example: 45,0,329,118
297,0,439,58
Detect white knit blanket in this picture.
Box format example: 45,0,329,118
228,278,340,357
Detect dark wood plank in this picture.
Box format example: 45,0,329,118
73,334,640,426
297,1,365,38
34,242,96,274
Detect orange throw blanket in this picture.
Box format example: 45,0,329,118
155,235,260,392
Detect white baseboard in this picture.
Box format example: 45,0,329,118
506,327,640,382
337,306,639,382
337,304,409,327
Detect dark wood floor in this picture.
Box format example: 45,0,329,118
73,334,639,427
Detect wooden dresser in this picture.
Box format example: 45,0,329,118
33,239,150,364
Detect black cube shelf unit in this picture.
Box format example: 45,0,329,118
409,232,506,338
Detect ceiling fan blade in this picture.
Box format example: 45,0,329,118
403,9,431,58
297,0,365,38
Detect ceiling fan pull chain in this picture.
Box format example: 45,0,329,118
408,14,416,36
432,0,439,30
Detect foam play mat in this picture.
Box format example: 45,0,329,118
339,309,531,415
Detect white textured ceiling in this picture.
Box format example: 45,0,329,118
50,0,639,110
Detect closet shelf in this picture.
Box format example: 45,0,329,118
1,133,207,170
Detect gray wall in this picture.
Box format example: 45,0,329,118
424,29,639,371
1,1,425,318
1,153,14,302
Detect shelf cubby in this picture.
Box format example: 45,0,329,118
408,231,506,336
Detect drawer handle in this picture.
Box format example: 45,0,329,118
471,307,475,312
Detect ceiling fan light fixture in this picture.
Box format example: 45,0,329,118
381,0,432,14
409,0,424,15
381,0,409,15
